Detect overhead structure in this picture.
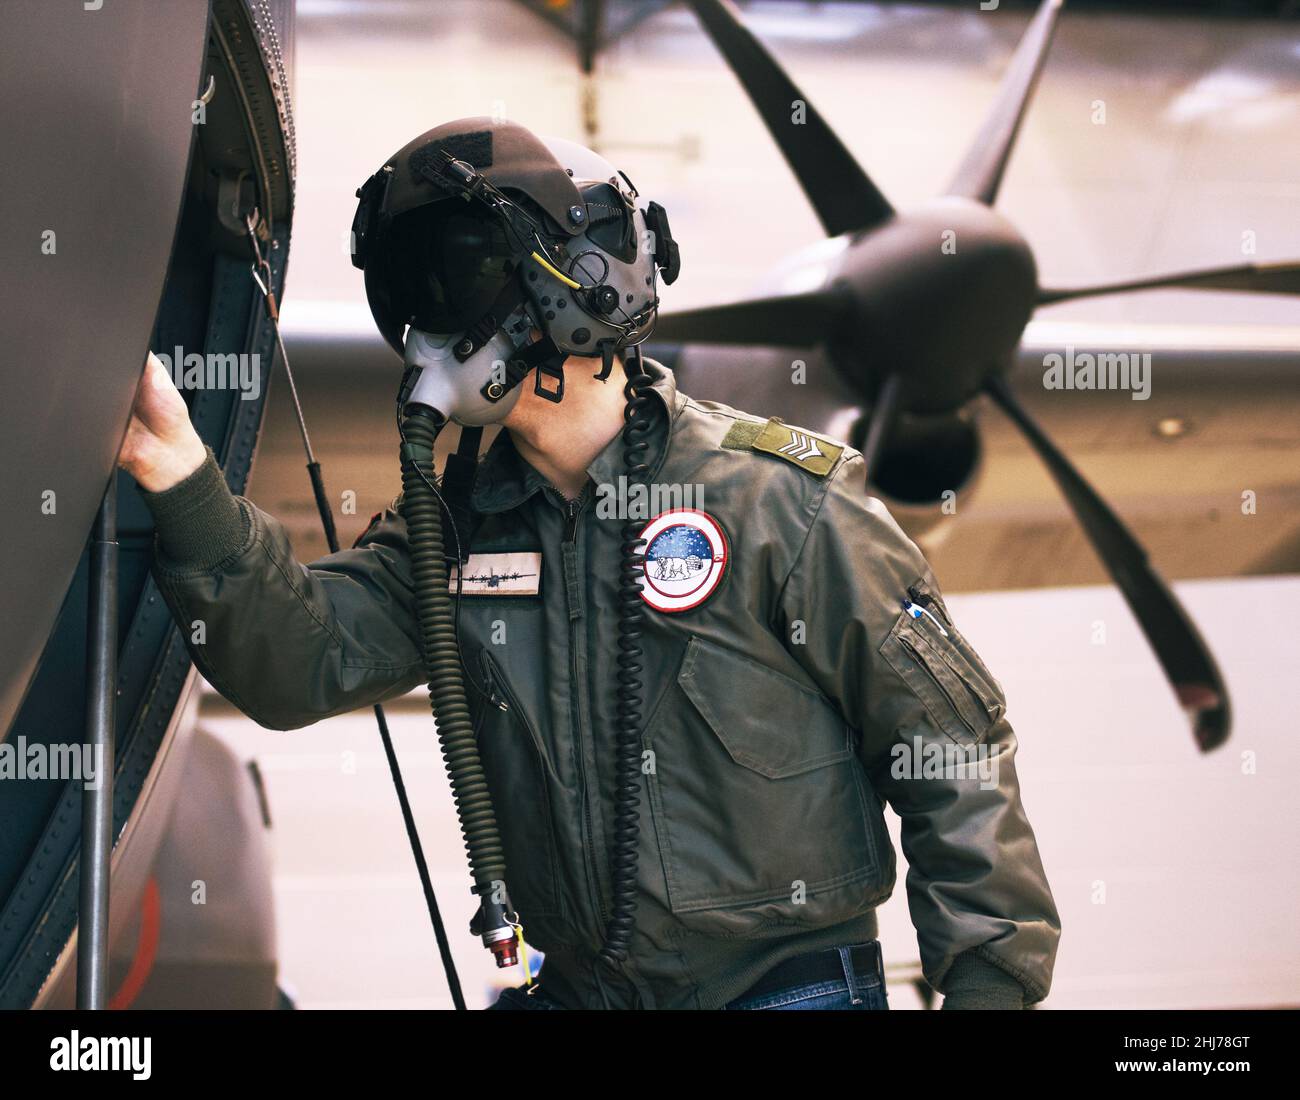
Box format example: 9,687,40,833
512,0,671,72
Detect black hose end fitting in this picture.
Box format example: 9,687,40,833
470,888,518,969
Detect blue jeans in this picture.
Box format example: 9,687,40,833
489,943,888,1010
724,944,889,1011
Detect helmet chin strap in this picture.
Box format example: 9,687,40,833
486,331,568,410
530,341,568,404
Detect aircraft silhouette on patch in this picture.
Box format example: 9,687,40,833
459,568,537,589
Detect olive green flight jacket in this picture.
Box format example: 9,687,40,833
145,360,1059,1009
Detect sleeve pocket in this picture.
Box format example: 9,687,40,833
879,610,1006,745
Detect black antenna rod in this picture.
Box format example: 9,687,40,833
77,477,118,1009
245,215,467,1009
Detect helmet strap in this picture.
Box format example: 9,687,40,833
475,332,569,409
453,278,528,362
533,353,566,404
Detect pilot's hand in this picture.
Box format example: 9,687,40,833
118,353,208,493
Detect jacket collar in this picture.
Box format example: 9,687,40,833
470,357,682,516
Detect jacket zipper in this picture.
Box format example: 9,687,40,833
906,584,1002,716
480,656,509,713
898,632,982,740
477,648,571,929
560,485,609,934
565,493,583,541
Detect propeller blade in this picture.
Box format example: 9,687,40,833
652,286,850,347
945,0,1065,205
1038,260,1300,305
685,0,892,237
985,374,1230,751
859,373,902,480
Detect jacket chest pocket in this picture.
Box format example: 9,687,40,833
879,593,1006,745
644,636,888,934
475,649,566,927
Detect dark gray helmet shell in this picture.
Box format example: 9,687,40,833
352,117,587,354
352,118,676,368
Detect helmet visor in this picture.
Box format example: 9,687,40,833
385,201,520,335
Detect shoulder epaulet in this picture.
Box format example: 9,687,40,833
720,417,843,478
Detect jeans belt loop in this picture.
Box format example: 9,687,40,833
838,945,865,1005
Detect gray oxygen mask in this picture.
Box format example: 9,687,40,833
402,325,526,426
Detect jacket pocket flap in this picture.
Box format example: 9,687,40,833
677,636,850,778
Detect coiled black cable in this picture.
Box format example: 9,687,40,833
597,345,654,970
399,408,508,895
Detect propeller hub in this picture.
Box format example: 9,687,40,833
828,197,1037,414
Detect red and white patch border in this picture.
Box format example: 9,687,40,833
636,508,730,613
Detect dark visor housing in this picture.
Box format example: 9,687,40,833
352,117,586,355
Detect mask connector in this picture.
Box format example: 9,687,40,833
470,889,520,969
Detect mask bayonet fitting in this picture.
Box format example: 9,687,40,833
469,887,519,969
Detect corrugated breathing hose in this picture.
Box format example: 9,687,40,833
399,406,517,968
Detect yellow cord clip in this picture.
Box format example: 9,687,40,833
511,922,532,985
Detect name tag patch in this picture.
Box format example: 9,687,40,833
449,552,542,596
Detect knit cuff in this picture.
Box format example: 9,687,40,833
940,950,1027,1010
141,447,250,570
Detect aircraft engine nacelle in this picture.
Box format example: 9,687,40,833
854,407,984,547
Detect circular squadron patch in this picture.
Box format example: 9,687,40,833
637,509,729,613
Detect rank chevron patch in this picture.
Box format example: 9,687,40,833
778,430,824,462
750,418,843,477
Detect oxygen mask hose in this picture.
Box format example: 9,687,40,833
399,406,516,968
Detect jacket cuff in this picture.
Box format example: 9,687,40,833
940,950,1027,1010
141,447,249,570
